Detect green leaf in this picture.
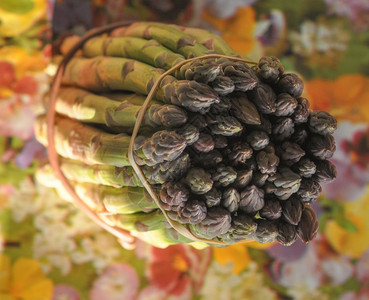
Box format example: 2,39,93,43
248,247,271,265
0,161,37,186
0,209,37,261
320,276,361,298
319,196,358,233
10,137,24,150
334,212,358,233
0,0,35,14
318,213,329,233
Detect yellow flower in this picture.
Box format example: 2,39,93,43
306,74,369,123
212,240,275,274
202,6,260,57
0,254,53,300
325,186,369,259
0,0,46,37
213,244,251,274
0,46,46,77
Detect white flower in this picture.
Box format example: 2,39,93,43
6,177,124,275
289,20,349,57
287,284,329,300
201,262,277,300
321,256,354,285
279,244,323,291
8,178,41,222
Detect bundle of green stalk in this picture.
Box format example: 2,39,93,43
35,22,338,248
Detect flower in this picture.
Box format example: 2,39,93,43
147,244,211,296
14,138,46,168
200,262,277,300
0,0,47,37
202,6,261,57
0,254,53,300
137,285,191,300
323,122,369,202
340,288,369,300
306,75,369,123
204,0,259,18
89,263,139,300
212,241,275,274
52,284,80,300
325,0,369,31
267,239,308,262
356,249,369,283
321,256,354,285
288,19,349,68
277,243,324,292
255,10,287,56
325,186,369,258
212,244,251,274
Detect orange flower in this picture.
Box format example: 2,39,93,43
306,74,369,123
202,6,259,57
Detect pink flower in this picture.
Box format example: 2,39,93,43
89,263,139,300
323,122,369,202
0,98,36,140
356,249,369,283
278,242,324,290
147,244,211,297
340,288,369,300
53,284,80,300
325,0,369,31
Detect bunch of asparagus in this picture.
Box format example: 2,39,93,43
36,22,337,248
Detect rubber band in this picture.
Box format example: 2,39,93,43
48,21,258,248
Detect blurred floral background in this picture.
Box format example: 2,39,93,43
1,0,369,299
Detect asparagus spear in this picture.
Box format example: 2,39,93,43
103,209,167,232
172,25,240,57
51,87,188,130
38,152,190,188
38,159,143,187
131,227,204,248
62,56,220,113
36,167,157,214
83,36,185,70
35,115,186,167
82,37,221,83
111,22,214,58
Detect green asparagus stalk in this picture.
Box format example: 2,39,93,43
35,115,187,167
36,167,157,214
83,36,185,70
172,25,240,57
102,209,167,232
82,36,222,84
111,22,214,58
36,167,207,247
51,87,188,130
37,152,190,188
38,159,143,187
78,184,157,214
131,227,208,249
62,56,220,113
